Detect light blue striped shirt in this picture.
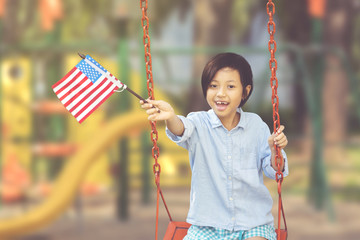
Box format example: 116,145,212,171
166,108,289,231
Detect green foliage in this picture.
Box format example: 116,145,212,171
6,0,44,44
61,0,113,43
231,0,261,41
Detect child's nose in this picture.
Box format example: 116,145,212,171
217,87,226,97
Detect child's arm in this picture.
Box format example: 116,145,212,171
268,125,288,172
140,99,185,136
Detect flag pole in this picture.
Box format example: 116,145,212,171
77,53,149,104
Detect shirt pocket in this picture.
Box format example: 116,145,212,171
234,169,260,189
234,146,258,170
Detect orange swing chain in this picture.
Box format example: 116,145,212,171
266,1,287,239
140,1,173,239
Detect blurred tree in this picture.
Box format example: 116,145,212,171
349,1,360,131
2,0,37,45
323,0,354,160
279,0,311,135
353,4,360,75
231,0,261,42
280,0,356,156
280,0,355,212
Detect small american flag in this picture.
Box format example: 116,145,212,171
52,55,125,123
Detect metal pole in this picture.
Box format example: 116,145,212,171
117,18,130,220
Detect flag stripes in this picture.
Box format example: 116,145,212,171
53,68,79,93
52,55,123,123
75,83,117,123
65,76,105,111
59,74,88,103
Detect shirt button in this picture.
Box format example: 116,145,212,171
228,176,232,180
228,156,231,159
231,217,235,221
229,197,233,201
227,133,230,136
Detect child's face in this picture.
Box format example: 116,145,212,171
206,67,251,121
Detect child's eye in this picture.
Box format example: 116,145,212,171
209,84,217,88
228,85,235,89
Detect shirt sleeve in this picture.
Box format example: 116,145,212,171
165,115,196,150
260,124,289,180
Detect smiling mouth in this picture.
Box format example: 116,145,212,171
216,101,229,105
215,101,229,111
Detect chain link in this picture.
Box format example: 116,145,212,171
266,0,283,180
267,1,286,239
140,0,160,176
140,3,175,238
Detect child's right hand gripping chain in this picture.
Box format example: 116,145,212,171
140,99,176,121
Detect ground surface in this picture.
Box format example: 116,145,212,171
6,187,359,240
2,144,360,240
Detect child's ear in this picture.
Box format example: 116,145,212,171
243,85,252,99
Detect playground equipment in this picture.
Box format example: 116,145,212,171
1,56,33,203
0,111,149,238
0,54,117,202
1,154,30,203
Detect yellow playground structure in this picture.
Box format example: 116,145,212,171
0,112,148,238
0,54,190,238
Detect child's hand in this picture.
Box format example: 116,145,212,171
140,99,176,121
268,125,288,151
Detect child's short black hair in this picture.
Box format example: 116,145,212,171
201,52,253,108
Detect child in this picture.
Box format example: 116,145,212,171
140,52,288,240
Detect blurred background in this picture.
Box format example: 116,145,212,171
0,0,360,239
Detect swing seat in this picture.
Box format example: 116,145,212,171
275,228,288,240
164,221,191,240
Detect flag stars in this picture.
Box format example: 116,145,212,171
76,59,102,84
86,55,106,72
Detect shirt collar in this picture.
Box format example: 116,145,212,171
208,108,246,129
